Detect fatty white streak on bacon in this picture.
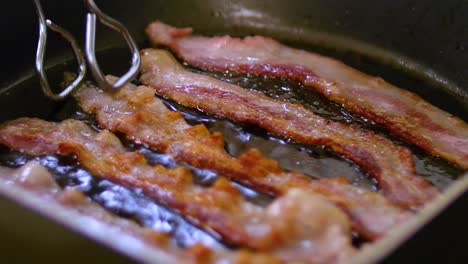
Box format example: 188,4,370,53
139,49,440,210
145,21,468,169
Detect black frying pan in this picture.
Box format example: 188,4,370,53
0,0,466,263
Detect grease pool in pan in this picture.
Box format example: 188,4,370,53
182,65,463,189
0,45,464,250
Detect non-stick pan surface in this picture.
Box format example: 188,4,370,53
0,1,467,263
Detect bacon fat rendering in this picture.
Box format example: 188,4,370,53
140,49,440,210
0,162,280,264
75,76,411,240
0,118,354,263
146,21,468,169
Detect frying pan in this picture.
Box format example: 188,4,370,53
0,0,467,263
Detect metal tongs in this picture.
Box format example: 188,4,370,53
33,0,141,101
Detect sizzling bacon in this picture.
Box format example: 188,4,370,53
140,49,440,210
75,76,411,240
146,21,468,169
0,162,279,264
0,118,354,263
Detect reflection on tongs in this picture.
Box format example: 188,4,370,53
33,0,141,101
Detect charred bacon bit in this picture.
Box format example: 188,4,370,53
0,118,354,263
146,20,468,169
139,49,440,210
75,77,410,240
0,162,279,264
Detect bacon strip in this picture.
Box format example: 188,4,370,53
75,76,411,240
0,162,279,264
0,118,355,263
146,21,468,169
140,49,440,210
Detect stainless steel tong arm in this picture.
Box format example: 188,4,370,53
33,0,141,101
84,0,141,92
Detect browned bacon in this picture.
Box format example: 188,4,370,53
0,118,355,263
140,49,440,210
75,76,410,240
146,21,468,169
0,162,279,264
